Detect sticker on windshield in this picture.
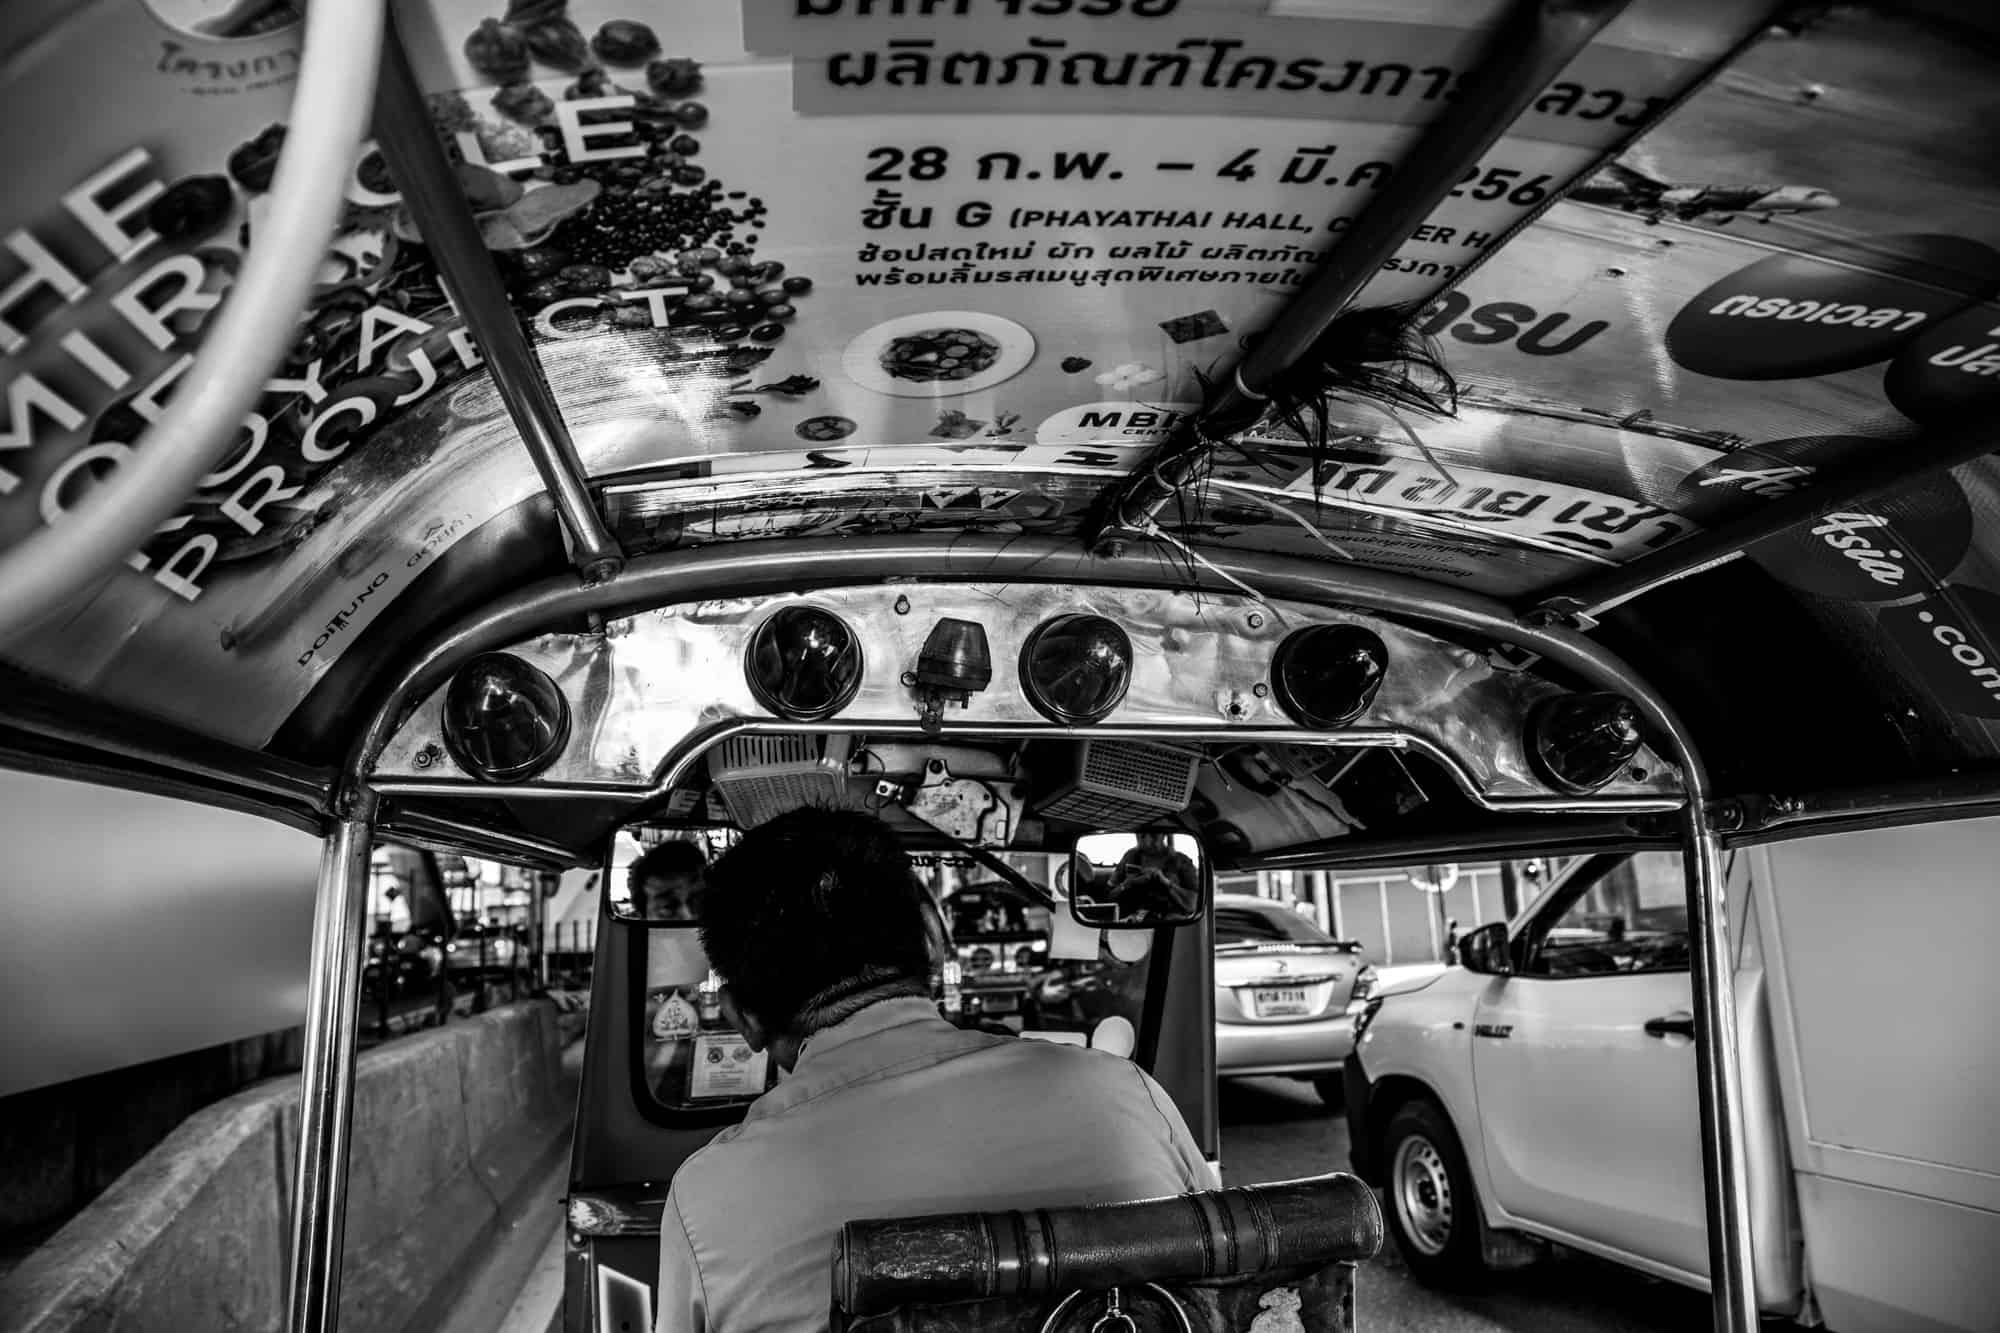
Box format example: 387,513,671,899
689,1032,769,1099
650,989,700,1041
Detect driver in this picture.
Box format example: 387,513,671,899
656,807,1208,1333
629,839,707,920
1107,829,1201,918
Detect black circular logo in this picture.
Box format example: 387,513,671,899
1880,585,2000,719
1667,235,2000,381
1883,303,2000,426
1667,435,1883,525
1747,471,1971,602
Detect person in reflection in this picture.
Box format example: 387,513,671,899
655,808,1208,1333
629,840,707,920
1106,829,1201,920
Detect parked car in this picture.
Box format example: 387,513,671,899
1213,893,1375,1105
1343,833,1999,1333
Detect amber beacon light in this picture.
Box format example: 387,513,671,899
440,652,573,782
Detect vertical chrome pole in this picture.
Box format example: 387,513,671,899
287,796,376,1333
371,12,625,584
1681,791,1759,1333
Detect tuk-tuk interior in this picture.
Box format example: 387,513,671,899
2,0,1996,1328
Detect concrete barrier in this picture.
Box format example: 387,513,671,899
0,1001,568,1333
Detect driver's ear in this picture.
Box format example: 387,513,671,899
719,988,768,1051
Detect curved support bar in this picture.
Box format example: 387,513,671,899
343,533,1697,798
0,0,387,642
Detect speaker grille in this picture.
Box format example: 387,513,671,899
708,735,852,826
1039,741,1199,828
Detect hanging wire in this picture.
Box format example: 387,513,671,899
1202,486,1360,564
1137,518,1291,628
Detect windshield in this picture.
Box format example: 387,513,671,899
1215,901,1336,947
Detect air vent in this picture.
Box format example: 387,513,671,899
707,734,854,827
1038,740,1200,828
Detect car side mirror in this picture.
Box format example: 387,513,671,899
1067,830,1206,929
1457,922,1513,976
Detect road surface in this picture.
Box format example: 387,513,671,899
1218,1077,1729,1333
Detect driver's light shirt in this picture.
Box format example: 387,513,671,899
655,997,1209,1333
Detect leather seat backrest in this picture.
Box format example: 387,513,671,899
831,1172,1381,1332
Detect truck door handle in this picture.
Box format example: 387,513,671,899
1644,1015,1695,1039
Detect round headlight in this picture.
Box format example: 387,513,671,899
1525,693,1644,794
440,652,571,782
746,606,863,720
1270,624,1389,728
1020,614,1133,725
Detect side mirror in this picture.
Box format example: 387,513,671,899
1457,922,1513,976
1068,830,1206,929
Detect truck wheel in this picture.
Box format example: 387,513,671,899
1382,1099,1487,1286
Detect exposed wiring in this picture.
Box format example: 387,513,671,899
1208,487,1359,564
1328,392,1461,488
1207,476,1624,569
0,1,388,641
1138,519,1292,627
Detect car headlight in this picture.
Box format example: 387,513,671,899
1349,963,1378,1003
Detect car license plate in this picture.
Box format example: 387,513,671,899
1252,987,1312,1018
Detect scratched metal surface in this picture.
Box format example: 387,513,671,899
371,581,1680,807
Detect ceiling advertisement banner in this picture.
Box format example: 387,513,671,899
1,0,1995,763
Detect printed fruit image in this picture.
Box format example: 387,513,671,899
881,329,1003,383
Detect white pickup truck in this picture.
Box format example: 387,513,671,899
1342,818,2000,1333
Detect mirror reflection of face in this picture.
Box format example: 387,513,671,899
640,871,703,921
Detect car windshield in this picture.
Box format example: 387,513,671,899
1215,902,1336,947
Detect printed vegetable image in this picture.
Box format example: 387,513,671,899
227,124,286,193
147,176,235,243
647,58,703,97
520,17,591,72
492,81,556,125
465,18,531,81
796,416,859,442
880,329,1003,383
592,19,661,64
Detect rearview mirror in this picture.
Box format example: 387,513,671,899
608,826,735,923
1068,830,1205,929
1457,921,1512,976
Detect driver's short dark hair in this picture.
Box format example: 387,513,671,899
628,839,706,894
698,807,932,1032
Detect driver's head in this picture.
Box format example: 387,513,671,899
1135,830,1169,852
699,807,933,1042
629,840,707,920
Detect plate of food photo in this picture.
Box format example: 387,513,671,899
842,311,1036,398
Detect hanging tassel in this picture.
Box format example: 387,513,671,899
1261,301,1459,497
